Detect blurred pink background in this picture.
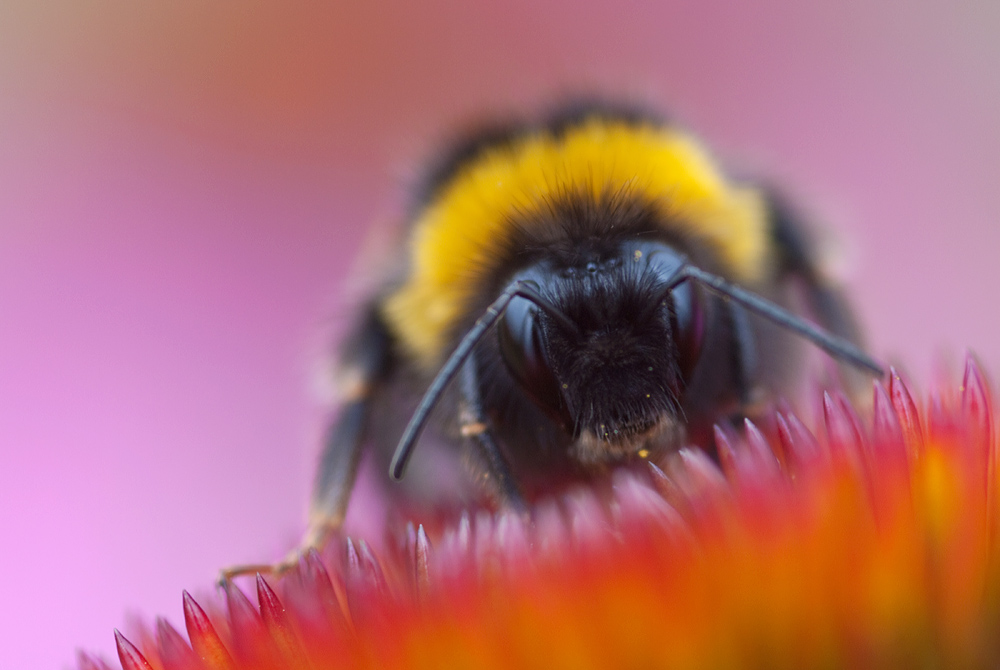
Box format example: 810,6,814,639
1,2,998,667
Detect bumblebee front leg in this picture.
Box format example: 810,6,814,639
220,306,393,581
459,357,526,510
306,306,394,544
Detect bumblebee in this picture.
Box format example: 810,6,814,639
294,102,882,557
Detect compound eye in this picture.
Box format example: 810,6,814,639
497,295,566,421
670,281,705,381
640,241,705,381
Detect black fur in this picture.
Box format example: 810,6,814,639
541,269,684,440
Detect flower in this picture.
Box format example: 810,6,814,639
81,359,1000,669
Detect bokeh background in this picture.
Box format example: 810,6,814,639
1,2,998,667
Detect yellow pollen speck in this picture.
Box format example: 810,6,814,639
638,449,650,459
634,249,642,260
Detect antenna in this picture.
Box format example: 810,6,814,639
389,263,885,482
678,265,884,376
389,280,555,480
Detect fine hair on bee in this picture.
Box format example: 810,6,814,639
225,100,884,577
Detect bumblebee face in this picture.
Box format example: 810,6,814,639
497,240,706,455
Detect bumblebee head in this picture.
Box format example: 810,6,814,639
497,241,705,451
390,240,881,481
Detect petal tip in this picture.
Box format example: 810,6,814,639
114,629,153,670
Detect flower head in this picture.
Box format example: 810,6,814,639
83,359,1000,669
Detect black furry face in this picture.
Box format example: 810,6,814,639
541,269,684,443
496,235,705,450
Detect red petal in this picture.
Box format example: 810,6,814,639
257,573,306,662
182,591,234,669
532,500,570,559
223,579,271,662
344,537,389,629
889,367,923,454
611,471,687,542
744,418,780,476
775,410,821,471
114,630,154,670
962,354,993,453
414,524,431,597
871,381,908,473
76,651,115,670
156,617,201,670
824,391,864,471
496,510,531,571
713,424,738,481
566,489,611,550
304,549,348,627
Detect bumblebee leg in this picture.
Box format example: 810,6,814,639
459,357,526,509
769,195,864,342
219,398,374,581
767,192,869,395
220,306,394,581
307,306,394,539
726,301,757,407
717,300,771,449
